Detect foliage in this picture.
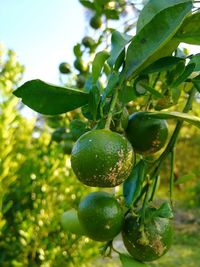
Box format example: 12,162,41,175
2,0,200,266
0,46,101,267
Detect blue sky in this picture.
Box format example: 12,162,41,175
0,0,86,84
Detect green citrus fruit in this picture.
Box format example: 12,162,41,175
62,132,73,141
59,62,71,74
122,211,173,262
71,129,134,187
74,59,88,73
126,112,168,155
52,127,66,142
62,140,74,155
82,36,95,49
90,15,102,29
78,191,123,241
61,209,85,235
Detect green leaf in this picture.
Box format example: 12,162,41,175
104,9,119,20
94,0,109,5
192,74,200,92
137,0,191,33
125,2,192,78
171,63,195,87
171,86,181,104
143,56,185,74
114,49,126,71
118,85,137,104
73,43,82,58
174,12,200,45
107,31,132,68
101,71,119,103
83,76,94,93
166,60,186,85
119,254,149,267
146,203,173,221
139,83,163,99
79,0,95,10
92,50,110,82
189,54,200,71
13,79,89,115
175,172,196,184
88,85,101,121
144,111,200,129
123,160,146,207
155,202,174,219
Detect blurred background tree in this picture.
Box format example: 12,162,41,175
0,45,101,267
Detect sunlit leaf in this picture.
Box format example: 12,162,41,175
174,11,200,45
13,79,89,115
123,160,146,207
101,71,119,103
143,56,185,74
92,50,110,82
125,2,192,78
137,0,191,33
145,111,200,129
107,31,132,68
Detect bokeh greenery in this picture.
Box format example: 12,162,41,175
0,45,100,267
1,0,200,266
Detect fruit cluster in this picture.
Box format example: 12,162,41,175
61,112,173,262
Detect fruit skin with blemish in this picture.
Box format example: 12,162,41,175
122,210,173,262
71,129,134,187
126,112,168,155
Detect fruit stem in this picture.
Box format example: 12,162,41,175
140,178,151,225
149,174,159,202
105,87,119,129
170,150,175,207
145,72,161,111
100,240,113,257
111,244,121,255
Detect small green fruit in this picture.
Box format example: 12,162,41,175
74,59,88,73
61,209,85,235
59,62,71,74
90,15,102,29
82,36,95,49
52,127,66,142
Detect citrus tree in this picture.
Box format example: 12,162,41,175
13,0,200,266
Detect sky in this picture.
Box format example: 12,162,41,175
0,0,199,86
0,0,86,84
